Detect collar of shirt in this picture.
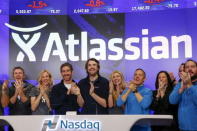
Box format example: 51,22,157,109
137,84,144,91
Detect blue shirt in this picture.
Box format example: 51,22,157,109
117,85,152,131
117,85,153,115
169,82,197,130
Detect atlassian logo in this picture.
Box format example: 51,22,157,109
41,116,101,131
5,23,47,62
5,23,193,62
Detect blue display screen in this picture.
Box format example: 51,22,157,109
0,0,197,15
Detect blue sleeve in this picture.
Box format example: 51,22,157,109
169,83,181,104
116,88,128,107
139,89,153,109
188,85,197,106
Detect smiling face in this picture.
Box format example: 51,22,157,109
112,72,122,86
134,69,145,85
185,60,197,77
13,68,25,81
40,71,51,86
61,66,73,82
87,60,99,76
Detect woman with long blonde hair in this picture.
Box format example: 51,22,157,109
108,70,125,114
30,70,53,115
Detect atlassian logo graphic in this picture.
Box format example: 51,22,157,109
41,116,101,131
5,23,193,62
5,23,48,62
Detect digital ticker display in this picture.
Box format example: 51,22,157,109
0,0,197,89
0,0,197,15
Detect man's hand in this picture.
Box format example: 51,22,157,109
180,72,192,88
70,83,81,96
128,81,137,92
89,82,95,95
14,80,24,95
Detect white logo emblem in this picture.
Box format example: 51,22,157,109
5,23,48,61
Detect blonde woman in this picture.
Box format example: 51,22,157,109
30,70,53,115
108,70,125,114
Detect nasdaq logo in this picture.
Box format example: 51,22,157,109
41,116,100,131
41,116,60,131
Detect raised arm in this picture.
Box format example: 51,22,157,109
89,82,107,108
1,80,9,107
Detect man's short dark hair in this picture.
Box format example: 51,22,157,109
85,58,100,75
185,59,197,66
12,66,25,75
60,62,73,72
135,68,146,78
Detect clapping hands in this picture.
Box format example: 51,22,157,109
178,72,192,94
89,81,95,95
156,80,166,98
14,80,24,95
128,81,137,92
67,82,81,96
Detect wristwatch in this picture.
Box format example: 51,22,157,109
133,89,138,93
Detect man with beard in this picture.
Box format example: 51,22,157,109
78,58,109,114
9,67,35,115
170,59,197,131
50,63,84,115
117,68,152,131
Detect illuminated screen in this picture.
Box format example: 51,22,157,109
0,0,197,89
